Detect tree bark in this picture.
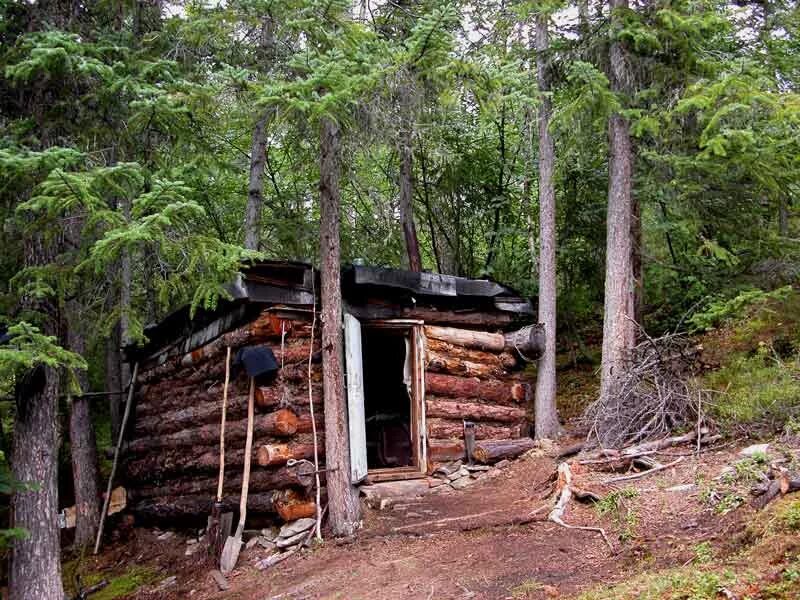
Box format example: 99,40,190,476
128,408,298,454
473,438,536,464
244,111,271,251
533,13,560,440
398,80,422,272
425,398,527,423
67,310,101,549
319,116,361,536
427,418,522,440
10,235,64,600
425,373,529,405
600,0,637,403
423,325,506,352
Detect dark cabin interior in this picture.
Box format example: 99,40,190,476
361,327,414,470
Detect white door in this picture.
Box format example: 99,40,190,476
344,313,368,483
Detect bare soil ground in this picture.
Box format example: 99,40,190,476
78,438,755,600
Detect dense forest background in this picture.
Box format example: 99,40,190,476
0,0,799,597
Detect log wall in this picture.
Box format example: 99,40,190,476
423,325,533,470
125,308,323,524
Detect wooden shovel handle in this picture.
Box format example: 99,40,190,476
216,346,232,503
238,377,255,532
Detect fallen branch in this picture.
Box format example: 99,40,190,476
548,463,614,551
751,470,800,510
601,457,684,484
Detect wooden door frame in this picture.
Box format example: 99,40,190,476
360,319,427,482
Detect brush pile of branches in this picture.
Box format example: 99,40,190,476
583,332,709,448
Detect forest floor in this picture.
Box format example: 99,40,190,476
69,432,800,600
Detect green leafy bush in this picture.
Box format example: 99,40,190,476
689,286,793,332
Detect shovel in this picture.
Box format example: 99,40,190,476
207,347,233,563
219,375,255,574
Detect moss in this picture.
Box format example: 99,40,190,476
63,563,159,600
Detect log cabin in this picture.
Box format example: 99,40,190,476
123,261,544,523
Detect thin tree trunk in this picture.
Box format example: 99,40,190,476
533,13,559,439
245,112,271,251
319,117,361,536
631,194,643,327
600,0,636,402
10,234,63,600
398,81,422,272
117,195,132,441
67,307,101,548
779,197,789,236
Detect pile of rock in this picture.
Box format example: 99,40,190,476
429,460,502,491
255,517,316,570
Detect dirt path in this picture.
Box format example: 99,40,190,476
118,444,742,600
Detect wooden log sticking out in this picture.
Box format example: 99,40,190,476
425,373,528,405
130,491,313,522
426,398,527,424
473,438,536,464
125,438,325,480
751,471,800,510
428,439,466,463
129,465,315,500
426,351,508,379
427,418,522,441
424,326,506,352
128,408,298,455
256,443,317,467
273,488,317,521
504,324,545,361
255,384,322,410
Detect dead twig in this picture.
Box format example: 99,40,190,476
548,463,614,551
601,457,684,484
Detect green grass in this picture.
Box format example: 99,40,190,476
703,344,800,432
577,497,800,600
594,487,639,542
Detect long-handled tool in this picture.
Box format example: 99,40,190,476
207,346,232,563
94,362,138,555
219,375,255,574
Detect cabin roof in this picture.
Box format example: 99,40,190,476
128,261,533,361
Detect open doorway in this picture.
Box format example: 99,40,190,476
362,327,414,470
344,317,425,482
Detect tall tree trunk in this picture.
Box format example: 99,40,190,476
533,13,559,439
10,234,64,600
779,197,789,236
245,112,270,251
631,194,643,327
398,81,422,272
319,117,361,536
600,0,636,402
67,308,101,548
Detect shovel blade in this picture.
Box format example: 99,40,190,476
219,535,243,575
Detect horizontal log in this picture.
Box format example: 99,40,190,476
255,384,322,410
425,373,529,405
128,408,298,455
296,411,324,434
424,326,506,352
426,338,517,370
128,465,315,500
124,436,325,480
135,393,248,436
504,324,545,361
426,351,508,379
347,303,515,328
426,398,527,423
426,418,522,440
130,491,313,522
428,439,466,463
473,438,536,464
274,488,317,521
257,443,317,467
